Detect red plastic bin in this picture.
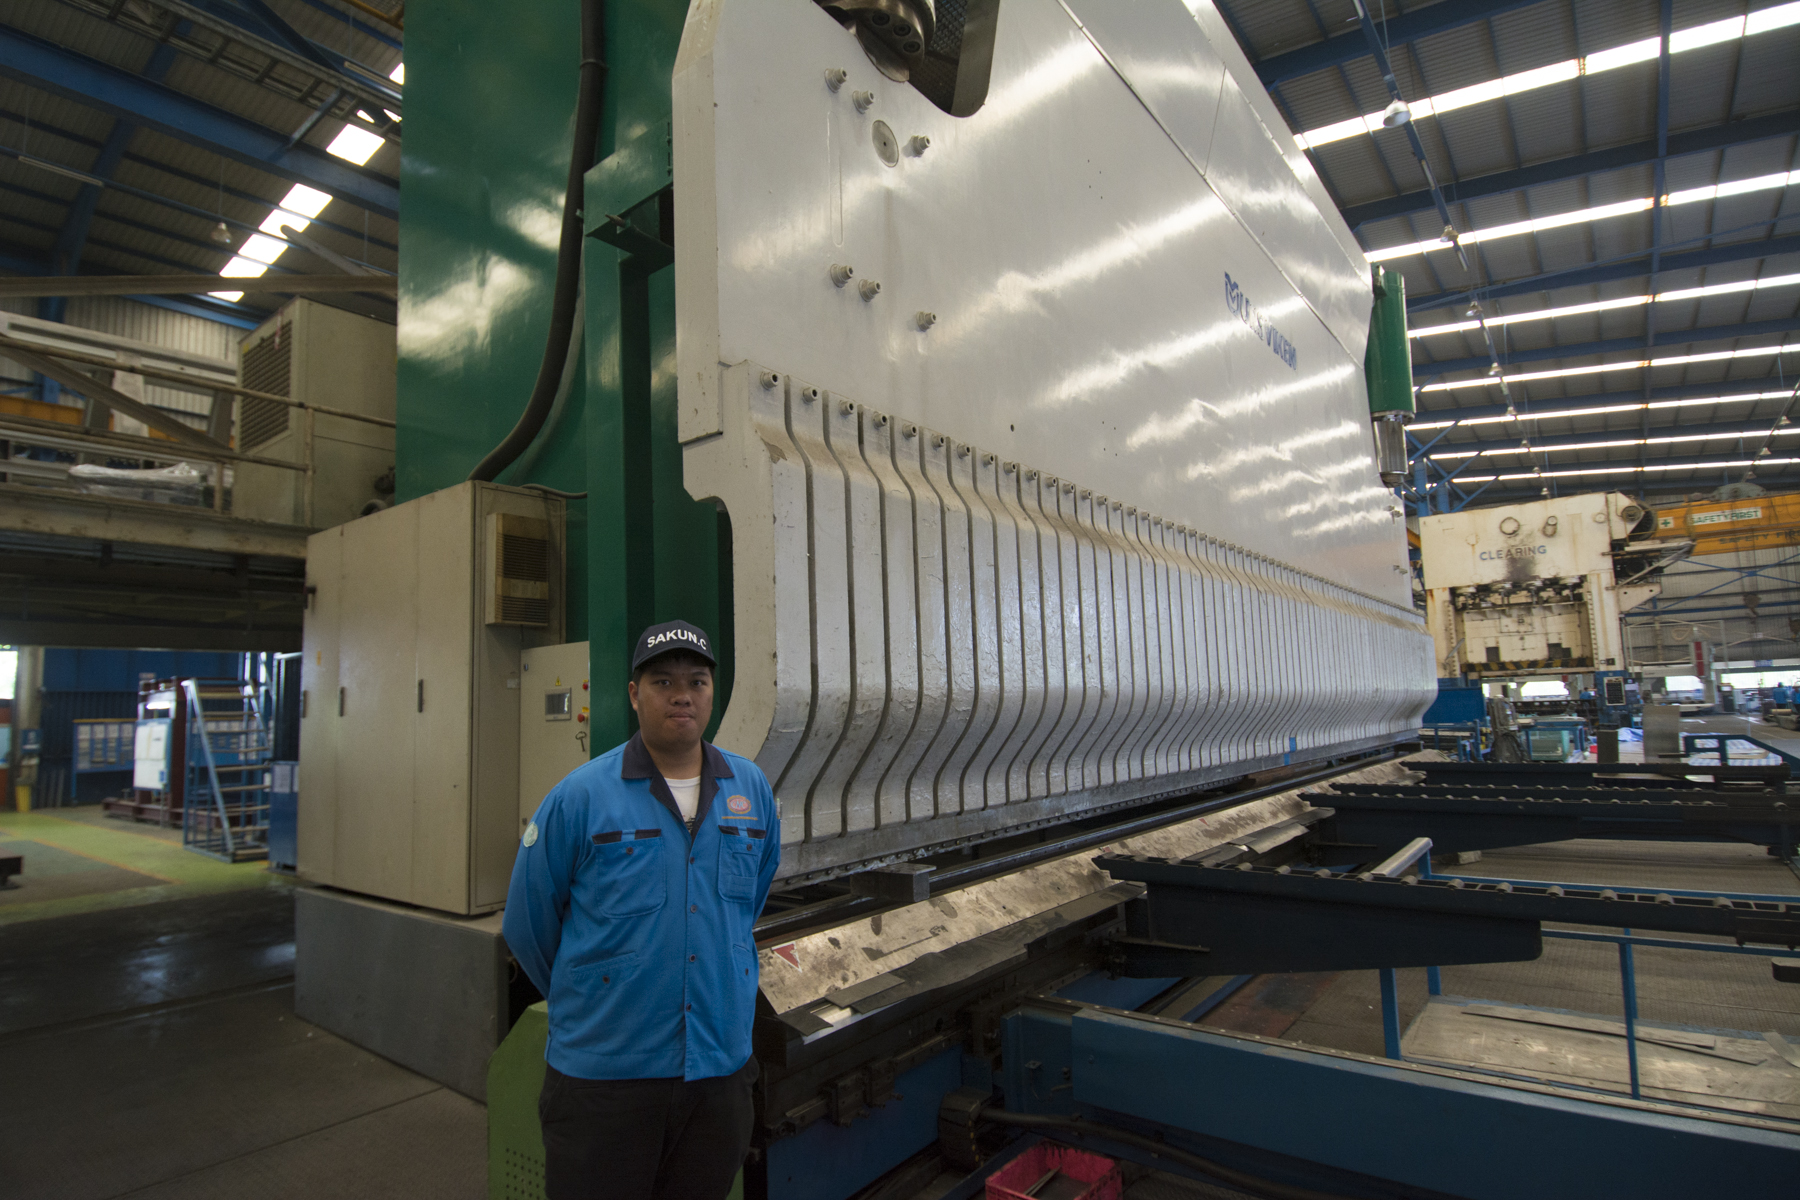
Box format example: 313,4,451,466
986,1142,1123,1200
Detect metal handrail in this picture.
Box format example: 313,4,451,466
1394,857,1800,1111
0,332,397,429
0,412,307,472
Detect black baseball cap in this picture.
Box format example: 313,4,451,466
631,620,717,672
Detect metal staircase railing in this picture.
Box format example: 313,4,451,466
180,678,272,862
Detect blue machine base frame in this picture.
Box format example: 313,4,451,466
999,1001,1800,1200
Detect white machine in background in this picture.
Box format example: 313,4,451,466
234,297,396,529
1418,493,1691,698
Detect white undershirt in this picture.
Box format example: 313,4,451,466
666,776,701,827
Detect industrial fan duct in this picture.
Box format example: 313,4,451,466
673,0,1435,882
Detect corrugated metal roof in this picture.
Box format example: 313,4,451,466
1215,0,1800,502
0,0,400,335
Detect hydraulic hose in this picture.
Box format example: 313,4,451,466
467,0,606,483
983,1110,1378,1200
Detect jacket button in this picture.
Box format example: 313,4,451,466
686,1003,693,1012
690,904,698,913
689,954,697,962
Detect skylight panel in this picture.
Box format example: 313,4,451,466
280,184,332,219
238,235,289,266
326,125,385,166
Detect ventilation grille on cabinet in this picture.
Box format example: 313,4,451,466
487,512,552,627
238,321,292,449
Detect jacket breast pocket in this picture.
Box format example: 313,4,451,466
590,837,666,917
717,835,760,905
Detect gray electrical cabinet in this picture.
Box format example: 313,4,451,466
298,482,566,914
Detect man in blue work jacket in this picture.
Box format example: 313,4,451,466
504,619,780,1200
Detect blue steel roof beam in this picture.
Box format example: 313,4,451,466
0,24,399,220
1385,33,1461,298
0,101,398,252
1475,469,1799,504
1252,0,1546,87
1347,0,1477,376
1289,0,1456,293
1420,416,1800,459
1340,111,1800,230
0,143,389,274
119,0,402,114
1641,0,1674,480
1452,447,1800,487
0,234,266,326
1415,376,1792,425
227,0,357,76
289,0,400,52
41,34,185,328
1409,231,1800,315
0,176,390,284
1417,315,1800,378
1349,2,1459,240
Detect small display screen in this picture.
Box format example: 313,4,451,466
545,689,572,719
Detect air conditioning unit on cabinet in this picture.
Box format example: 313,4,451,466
234,298,396,529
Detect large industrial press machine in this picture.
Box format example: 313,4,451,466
292,3,1800,1197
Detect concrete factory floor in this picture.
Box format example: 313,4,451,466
3,765,1798,1200
0,814,486,1200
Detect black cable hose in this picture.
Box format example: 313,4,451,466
982,1110,1382,1200
467,0,606,483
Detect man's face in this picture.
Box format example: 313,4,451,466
627,657,714,751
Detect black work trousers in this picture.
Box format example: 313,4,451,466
538,1056,758,1200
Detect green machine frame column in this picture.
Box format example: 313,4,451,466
397,0,727,752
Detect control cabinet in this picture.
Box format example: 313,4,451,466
298,482,565,914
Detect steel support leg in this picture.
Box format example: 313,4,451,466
1379,967,1402,1059
1620,932,1642,1100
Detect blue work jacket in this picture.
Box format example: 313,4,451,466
503,733,780,1081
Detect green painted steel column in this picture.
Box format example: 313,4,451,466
579,13,732,752
398,0,721,742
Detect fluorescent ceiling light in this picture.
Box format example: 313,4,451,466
1366,172,1799,262
326,124,384,165
1453,456,1800,484
389,62,404,84
209,291,244,302
1409,389,1794,430
1410,272,1800,338
1295,3,1800,152
1431,426,1800,460
1419,343,1800,392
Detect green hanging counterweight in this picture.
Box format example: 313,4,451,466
1365,265,1415,485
